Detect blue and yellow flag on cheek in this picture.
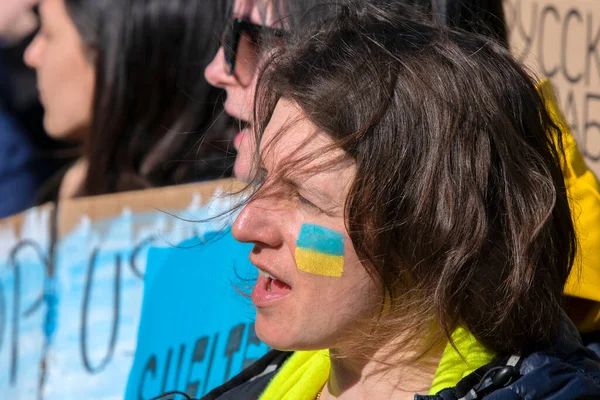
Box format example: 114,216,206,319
295,224,345,277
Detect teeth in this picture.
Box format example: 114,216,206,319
258,269,275,280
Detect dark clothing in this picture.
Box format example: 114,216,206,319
0,107,40,216
202,350,291,400
203,315,600,400
0,39,76,217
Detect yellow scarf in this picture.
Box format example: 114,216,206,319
258,327,494,399
428,327,495,394
259,350,330,400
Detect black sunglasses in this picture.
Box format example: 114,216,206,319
222,18,286,77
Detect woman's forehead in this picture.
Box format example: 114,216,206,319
260,100,348,171
259,101,354,206
260,100,314,164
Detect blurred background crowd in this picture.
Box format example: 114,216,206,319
0,0,72,217
0,0,235,218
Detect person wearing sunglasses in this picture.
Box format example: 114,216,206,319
205,0,340,181
221,18,285,87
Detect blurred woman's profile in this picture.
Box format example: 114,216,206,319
25,0,234,199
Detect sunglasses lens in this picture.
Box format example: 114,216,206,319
224,49,234,75
221,22,235,75
234,34,260,86
221,19,282,86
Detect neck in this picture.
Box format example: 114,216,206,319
321,345,443,400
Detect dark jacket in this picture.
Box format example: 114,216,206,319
202,315,600,400
0,44,75,216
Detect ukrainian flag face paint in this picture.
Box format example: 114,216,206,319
295,223,345,277
232,100,382,351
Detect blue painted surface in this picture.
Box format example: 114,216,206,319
0,208,53,398
0,192,267,399
0,108,39,218
296,224,344,256
125,231,269,400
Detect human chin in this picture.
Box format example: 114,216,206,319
43,112,65,139
254,311,292,350
44,112,89,140
233,150,252,182
254,309,316,351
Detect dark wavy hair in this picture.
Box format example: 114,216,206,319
250,0,350,29
251,1,576,359
64,0,235,196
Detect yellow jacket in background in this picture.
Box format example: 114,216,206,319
539,80,600,331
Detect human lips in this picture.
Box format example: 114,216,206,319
234,127,250,150
36,85,44,104
251,264,292,307
224,106,251,151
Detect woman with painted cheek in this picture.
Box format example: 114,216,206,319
202,2,600,399
204,0,344,182
231,101,379,354
207,0,600,344
25,0,233,199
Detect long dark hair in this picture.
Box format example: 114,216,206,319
65,0,235,196
252,0,350,29
252,1,575,359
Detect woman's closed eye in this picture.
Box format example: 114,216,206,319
297,192,321,212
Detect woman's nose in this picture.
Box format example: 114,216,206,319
24,34,41,68
205,47,238,89
232,199,283,248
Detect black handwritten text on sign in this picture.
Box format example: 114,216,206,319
505,0,600,161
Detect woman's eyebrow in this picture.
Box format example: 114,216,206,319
260,150,340,206
284,176,338,205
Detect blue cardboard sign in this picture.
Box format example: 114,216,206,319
125,232,268,399
0,181,268,399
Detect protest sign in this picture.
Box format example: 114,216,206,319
0,179,268,400
506,0,600,176
0,205,55,399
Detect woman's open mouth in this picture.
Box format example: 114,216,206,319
233,118,251,150
251,268,292,307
